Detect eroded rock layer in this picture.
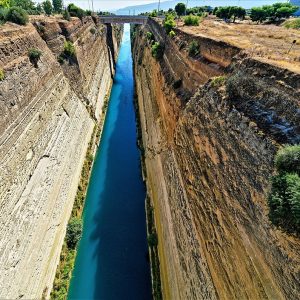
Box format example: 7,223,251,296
0,17,122,299
132,20,300,300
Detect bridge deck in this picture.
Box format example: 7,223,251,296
99,15,148,24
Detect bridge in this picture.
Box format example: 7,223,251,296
99,15,148,25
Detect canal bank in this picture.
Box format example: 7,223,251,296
68,24,152,299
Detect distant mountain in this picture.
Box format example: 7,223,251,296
116,0,280,15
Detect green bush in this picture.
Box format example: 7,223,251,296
188,40,199,56
28,48,42,67
66,217,82,249
268,144,300,235
151,42,164,59
168,30,176,38
211,75,227,88
283,18,300,29
164,14,176,33
146,31,153,41
184,14,200,26
6,6,28,25
90,27,96,34
147,232,158,247
275,145,300,176
0,68,5,81
0,7,8,24
67,3,86,19
63,41,76,58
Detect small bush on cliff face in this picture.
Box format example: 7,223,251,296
146,31,154,41
147,232,158,247
151,42,164,59
63,8,70,21
168,30,176,38
268,145,300,235
275,145,300,176
184,14,200,26
90,27,96,34
0,68,5,81
188,40,199,56
63,41,76,58
66,217,82,249
211,76,227,88
6,6,28,25
163,14,176,34
28,48,42,67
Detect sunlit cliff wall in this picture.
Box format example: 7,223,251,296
132,19,300,299
0,17,122,299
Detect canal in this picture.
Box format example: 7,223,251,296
68,24,152,300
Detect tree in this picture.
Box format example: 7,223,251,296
175,2,186,16
276,6,298,19
216,7,231,20
66,217,82,249
42,0,53,15
52,0,63,13
11,0,35,11
6,6,28,24
230,6,246,22
250,7,268,23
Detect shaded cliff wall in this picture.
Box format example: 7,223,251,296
133,20,300,300
0,17,122,299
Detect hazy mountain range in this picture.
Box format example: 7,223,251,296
116,0,280,14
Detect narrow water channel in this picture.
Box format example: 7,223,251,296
68,24,152,300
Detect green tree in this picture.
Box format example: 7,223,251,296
275,145,300,176
6,6,28,24
11,0,35,11
216,6,231,20
250,7,268,23
66,217,82,249
175,2,186,16
52,0,63,13
67,3,86,19
42,0,53,15
164,14,176,33
230,6,246,22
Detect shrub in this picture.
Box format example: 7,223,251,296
28,48,42,67
275,145,300,176
90,27,96,34
147,232,158,247
0,7,8,24
66,217,82,249
63,41,76,58
188,40,199,56
6,6,28,25
268,144,300,235
211,75,227,88
283,18,300,29
151,42,164,59
0,68,5,81
173,78,182,89
164,14,176,34
184,14,200,26
168,30,176,38
146,31,154,41
67,3,86,19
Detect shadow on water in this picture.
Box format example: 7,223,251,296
68,24,152,300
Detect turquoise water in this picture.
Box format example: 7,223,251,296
68,24,152,300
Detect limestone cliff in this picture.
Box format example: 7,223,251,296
132,20,300,299
0,17,122,299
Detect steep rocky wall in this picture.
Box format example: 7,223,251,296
0,18,122,299
133,20,300,300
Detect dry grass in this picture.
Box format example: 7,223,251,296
178,16,300,73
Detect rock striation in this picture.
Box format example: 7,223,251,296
0,17,122,299
132,19,300,299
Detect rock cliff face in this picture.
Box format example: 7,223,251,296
132,20,300,299
0,17,122,299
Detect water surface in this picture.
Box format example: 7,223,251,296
68,24,152,300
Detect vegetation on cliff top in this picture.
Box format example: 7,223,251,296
268,145,300,235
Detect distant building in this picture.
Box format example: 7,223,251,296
290,0,300,16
